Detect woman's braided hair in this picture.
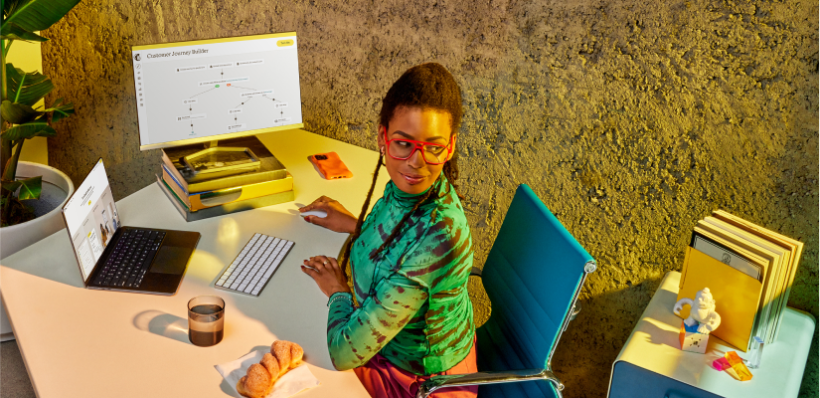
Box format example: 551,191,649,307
340,63,463,272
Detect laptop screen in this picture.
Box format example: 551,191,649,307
62,159,121,282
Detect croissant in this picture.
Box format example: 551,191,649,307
237,341,305,398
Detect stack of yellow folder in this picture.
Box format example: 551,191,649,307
676,210,804,352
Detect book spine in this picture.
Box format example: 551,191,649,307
156,174,192,221
161,165,193,207
161,150,189,192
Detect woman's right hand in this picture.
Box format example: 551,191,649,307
299,196,357,234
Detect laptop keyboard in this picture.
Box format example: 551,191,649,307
92,228,166,288
215,233,294,296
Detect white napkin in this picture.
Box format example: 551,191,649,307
215,349,321,398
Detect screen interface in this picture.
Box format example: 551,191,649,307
131,33,302,149
63,159,120,281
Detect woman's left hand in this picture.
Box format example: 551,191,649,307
301,256,352,298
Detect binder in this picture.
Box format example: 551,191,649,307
677,247,762,351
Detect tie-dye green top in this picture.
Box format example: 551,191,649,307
326,173,475,375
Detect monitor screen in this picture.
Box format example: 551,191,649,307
62,159,120,281
131,32,303,150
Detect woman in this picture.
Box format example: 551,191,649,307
299,63,477,398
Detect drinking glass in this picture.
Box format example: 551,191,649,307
187,295,225,347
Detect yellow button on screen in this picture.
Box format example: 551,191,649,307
277,39,294,47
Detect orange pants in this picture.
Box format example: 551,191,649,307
353,339,478,398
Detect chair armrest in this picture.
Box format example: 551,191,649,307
415,368,564,398
470,267,482,277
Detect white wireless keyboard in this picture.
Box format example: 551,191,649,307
215,233,294,296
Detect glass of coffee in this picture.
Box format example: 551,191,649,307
187,295,225,347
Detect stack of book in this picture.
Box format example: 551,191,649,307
676,210,804,351
156,136,294,222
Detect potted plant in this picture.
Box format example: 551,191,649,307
1,0,82,256
1,0,84,341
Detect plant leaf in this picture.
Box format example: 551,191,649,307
2,180,22,193
1,121,56,140
1,100,43,124
46,98,74,123
0,22,48,42
3,0,25,20
1,0,83,35
9,176,42,200
5,63,53,106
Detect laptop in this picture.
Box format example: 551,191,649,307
62,158,200,295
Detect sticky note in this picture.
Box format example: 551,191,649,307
725,351,753,381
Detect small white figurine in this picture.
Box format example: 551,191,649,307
674,287,722,334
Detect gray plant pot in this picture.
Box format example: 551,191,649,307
0,161,74,340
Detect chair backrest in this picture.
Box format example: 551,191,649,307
476,184,595,397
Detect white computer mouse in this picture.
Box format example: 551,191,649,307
300,210,328,218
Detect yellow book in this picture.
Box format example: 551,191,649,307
702,216,790,344
711,210,804,341
692,225,770,339
677,247,762,352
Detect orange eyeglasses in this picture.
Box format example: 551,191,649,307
382,130,454,165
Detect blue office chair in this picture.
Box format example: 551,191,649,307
417,184,597,398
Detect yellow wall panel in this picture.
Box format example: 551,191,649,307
6,37,48,165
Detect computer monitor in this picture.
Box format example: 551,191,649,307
131,32,303,151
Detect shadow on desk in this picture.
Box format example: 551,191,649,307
134,310,190,344
1,230,86,289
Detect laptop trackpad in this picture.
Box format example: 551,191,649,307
149,246,188,274
148,230,200,275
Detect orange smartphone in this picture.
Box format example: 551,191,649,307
308,152,353,179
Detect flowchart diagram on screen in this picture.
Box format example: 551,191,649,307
177,60,293,136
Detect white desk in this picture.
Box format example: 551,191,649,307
0,129,390,398
608,271,815,398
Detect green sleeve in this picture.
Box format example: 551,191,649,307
326,272,428,370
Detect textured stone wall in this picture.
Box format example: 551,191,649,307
43,0,818,395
